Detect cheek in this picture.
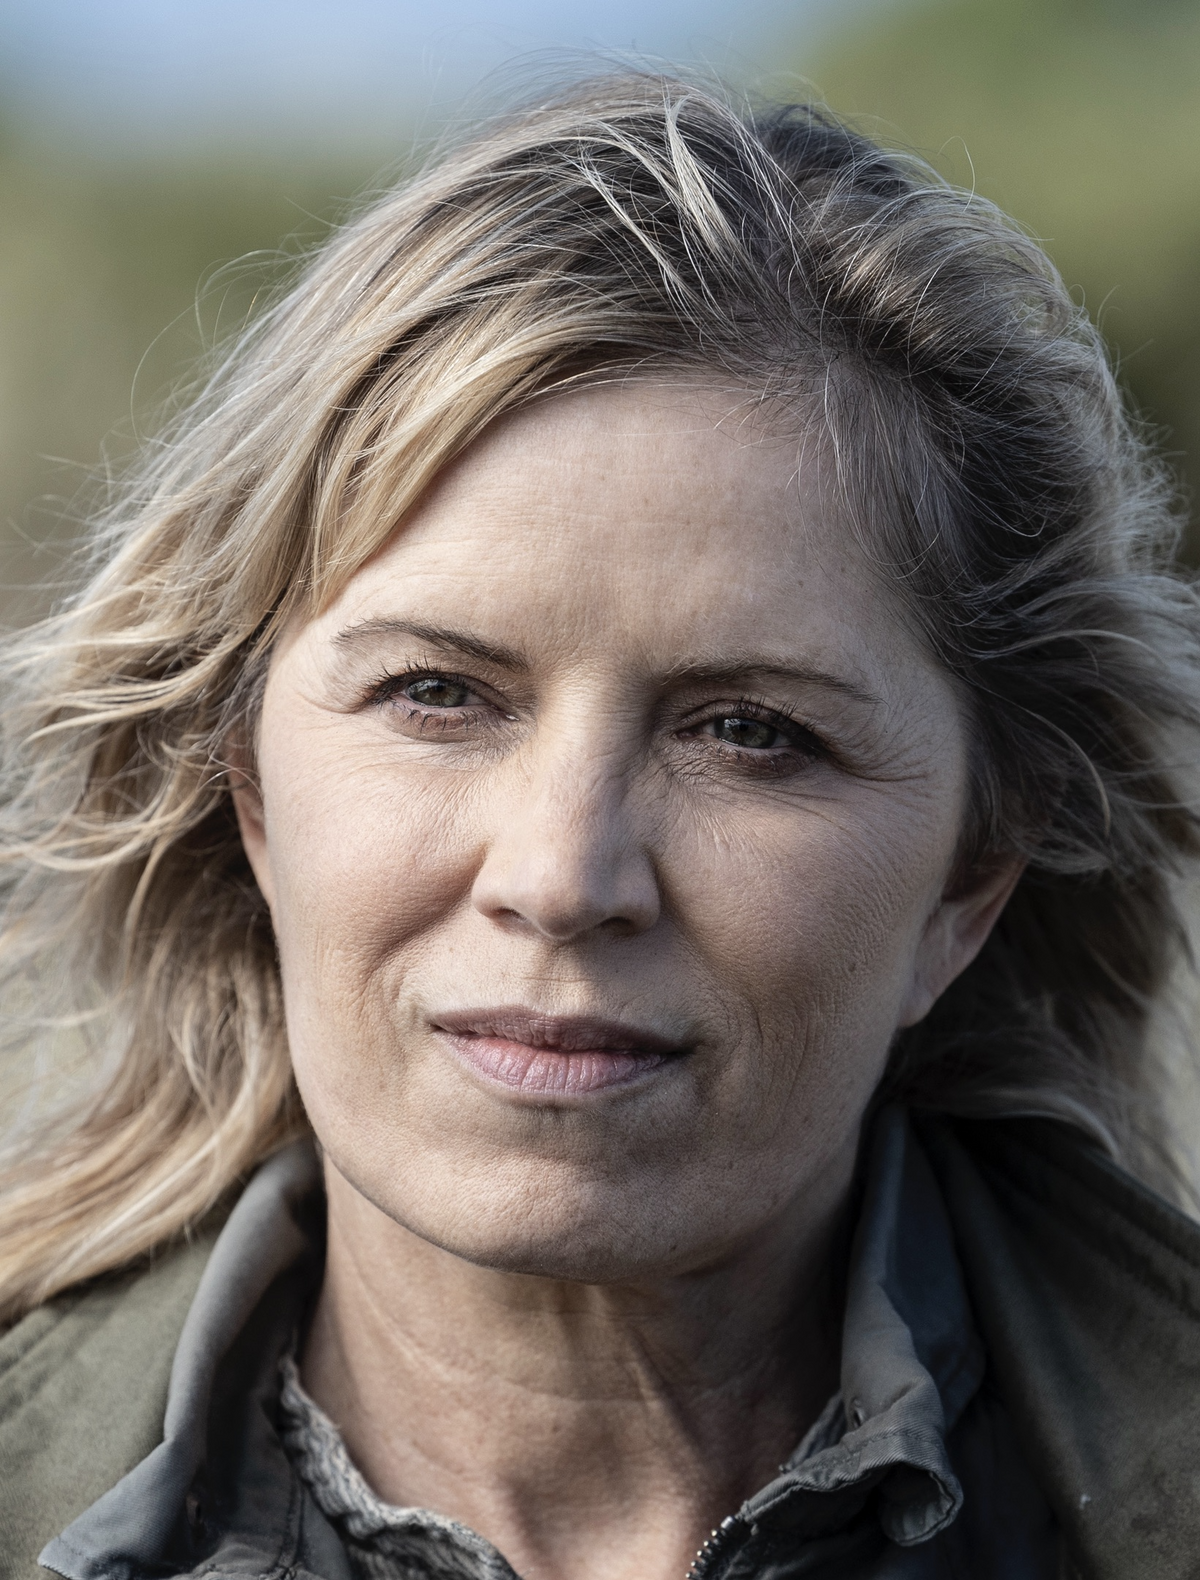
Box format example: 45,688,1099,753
667,788,951,1081
257,718,482,1052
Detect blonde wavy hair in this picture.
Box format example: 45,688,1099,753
2,72,1198,1323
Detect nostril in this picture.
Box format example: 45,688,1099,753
478,890,654,943
469,798,661,940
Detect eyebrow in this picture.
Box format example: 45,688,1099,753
662,658,883,709
334,618,529,672
333,618,882,708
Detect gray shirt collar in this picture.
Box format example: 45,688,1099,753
41,1107,982,1579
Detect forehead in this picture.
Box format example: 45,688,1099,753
305,380,931,694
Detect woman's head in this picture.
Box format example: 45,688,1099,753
1,73,1195,1310
235,378,1012,1279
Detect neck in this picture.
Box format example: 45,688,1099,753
302,1163,849,1580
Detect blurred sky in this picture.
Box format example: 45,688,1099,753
0,0,894,150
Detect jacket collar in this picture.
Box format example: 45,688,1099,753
40,1140,331,1580
737,1106,982,1552
41,1109,982,1579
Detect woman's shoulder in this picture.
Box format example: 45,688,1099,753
0,1225,219,1580
917,1112,1200,1576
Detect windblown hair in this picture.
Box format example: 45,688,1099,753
1,72,1197,1322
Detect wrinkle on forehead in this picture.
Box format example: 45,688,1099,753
290,380,941,722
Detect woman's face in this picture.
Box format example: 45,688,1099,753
238,382,1010,1281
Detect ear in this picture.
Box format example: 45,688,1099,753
897,857,1024,1029
225,733,276,913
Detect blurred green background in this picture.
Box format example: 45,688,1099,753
2,0,1198,621
0,138,371,613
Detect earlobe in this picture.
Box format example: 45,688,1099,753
225,740,276,912
898,858,1024,1028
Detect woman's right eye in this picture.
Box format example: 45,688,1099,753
402,676,476,708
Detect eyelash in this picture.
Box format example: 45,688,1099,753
365,670,829,768
368,666,503,722
693,695,828,767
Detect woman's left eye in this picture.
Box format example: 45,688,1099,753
706,715,788,751
685,707,827,768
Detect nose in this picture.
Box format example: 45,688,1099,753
470,742,661,942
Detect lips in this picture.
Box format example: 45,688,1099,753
431,1007,684,1096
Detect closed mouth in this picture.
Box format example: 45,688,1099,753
430,1007,687,1096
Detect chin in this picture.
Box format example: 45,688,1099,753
361,1152,710,1283
449,1235,640,1283
439,1220,685,1284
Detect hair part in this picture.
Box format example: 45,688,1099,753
1,70,1197,1322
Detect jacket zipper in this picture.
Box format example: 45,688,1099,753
685,1514,743,1580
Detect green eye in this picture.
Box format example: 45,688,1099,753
405,677,473,708
712,716,782,749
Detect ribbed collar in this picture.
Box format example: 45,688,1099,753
41,1107,982,1580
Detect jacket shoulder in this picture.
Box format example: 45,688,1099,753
916,1113,1200,1580
0,1230,218,1580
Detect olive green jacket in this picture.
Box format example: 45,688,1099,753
2,1115,1200,1579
